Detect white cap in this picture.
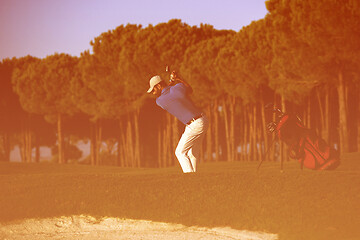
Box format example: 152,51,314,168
147,75,163,93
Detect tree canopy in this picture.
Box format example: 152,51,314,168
2,1,360,164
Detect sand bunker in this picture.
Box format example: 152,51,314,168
0,215,278,240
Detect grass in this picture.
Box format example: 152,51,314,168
0,153,360,240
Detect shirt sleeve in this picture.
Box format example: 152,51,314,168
173,83,187,94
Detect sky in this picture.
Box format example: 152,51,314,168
0,0,268,61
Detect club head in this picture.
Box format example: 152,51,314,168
267,122,277,133
265,103,283,115
265,103,275,111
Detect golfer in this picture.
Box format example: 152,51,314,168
147,72,208,173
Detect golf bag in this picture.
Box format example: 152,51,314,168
264,107,340,170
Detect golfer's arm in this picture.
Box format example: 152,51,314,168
177,78,193,94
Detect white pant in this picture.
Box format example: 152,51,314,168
175,116,208,173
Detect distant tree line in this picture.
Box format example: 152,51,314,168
0,0,359,166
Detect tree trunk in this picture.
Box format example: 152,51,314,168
19,117,31,163
316,88,325,140
222,96,236,162
171,115,178,166
163,121,167,167
269,93,277,162
206,105,212,162
240,110,246,161
117,133,121,166
126,116,135,167
57,113,64,164
117,120,126,167
337,70,349,153
213,99,220,161
257,103,263,162
165,115,172,167
35,136,40,163
244,105,249,161
253,104,258,161
324,86,330,144
26,126,32,163
121,134,127,167
1,133,11,162
95,120,102,165
134,110,141,168
120,121,127,167
280,96,287,168
20,129,25,162
90,123,96,166
160,123,170,168
222,97,231,162
248,105,253,161
307,96,311,129
157,127,162,168
249,104,258,161
230,96,236,161
260,97,268,162
358,100,360,152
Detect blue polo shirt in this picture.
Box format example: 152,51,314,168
156,83,202,125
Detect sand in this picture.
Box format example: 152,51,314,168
0,215,278,240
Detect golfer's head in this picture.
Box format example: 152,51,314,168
147,75,164,96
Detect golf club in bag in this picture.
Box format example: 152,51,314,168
258,104,340,171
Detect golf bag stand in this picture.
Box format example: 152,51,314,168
258,105,340,171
